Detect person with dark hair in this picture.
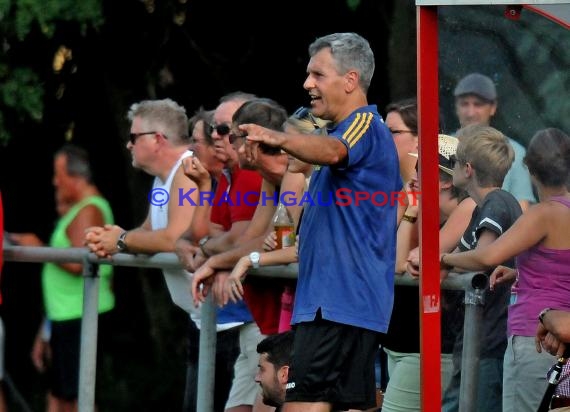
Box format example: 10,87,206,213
385,98,418,186
10,143,115,412
441,127,570,412
255,331,295,410
188,107,225,191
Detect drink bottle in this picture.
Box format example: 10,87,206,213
273,203,295,249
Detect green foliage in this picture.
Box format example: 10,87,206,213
0,66,44,143
1,66,43,118
0,0,103,143
347,0,361,12
11,0,103,39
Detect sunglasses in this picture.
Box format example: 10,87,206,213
292,107,320,130
449,154,458,169
229,132,247,145
209,123,231,136
129,131,156,144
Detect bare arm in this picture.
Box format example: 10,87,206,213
395,205,419,274
200,220,251,257
241,123,348,166
203,232,269,270
442,205,546,271
233,179,277,243
182,156,214,242
279,171,307,230
86,167,198,255
541,310,570,343
225,246,298,303
125,168,198,253
63,205,105,274
439,197,476,253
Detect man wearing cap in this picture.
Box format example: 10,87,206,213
453,72,536,212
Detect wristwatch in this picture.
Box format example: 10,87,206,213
538,308,552,324
401,214,418,223
117,231,128,252
198,236,211,257
249,252,261,269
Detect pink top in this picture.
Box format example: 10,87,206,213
508,196,570,337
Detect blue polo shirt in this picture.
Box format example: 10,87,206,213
294,105,401,333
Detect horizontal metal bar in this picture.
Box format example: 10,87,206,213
3,245,483,289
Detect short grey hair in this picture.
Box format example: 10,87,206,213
308,32,375,92
127,98,189,144
55,144,92,183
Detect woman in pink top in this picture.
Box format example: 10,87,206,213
440,128,570,412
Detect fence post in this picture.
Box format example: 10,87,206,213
196,293,217,412
458,273,488,412
78,255,99,412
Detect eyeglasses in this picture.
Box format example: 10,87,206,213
292,107,320,130
209,123,231,136
229,132,247,145
129,131,156,144
389,129,414,135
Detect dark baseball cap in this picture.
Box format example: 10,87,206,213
454,73,497,101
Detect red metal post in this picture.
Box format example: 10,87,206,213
417,5,441,412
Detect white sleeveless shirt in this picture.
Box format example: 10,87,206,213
149,151,201,321
149,151,241,331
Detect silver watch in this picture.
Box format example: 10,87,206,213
117,231,128,252
249,252,261,269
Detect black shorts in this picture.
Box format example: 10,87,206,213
49,312,112,401
285,311,381,410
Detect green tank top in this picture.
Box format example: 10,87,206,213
42,195,115,321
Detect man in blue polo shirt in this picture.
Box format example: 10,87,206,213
206,32,401,412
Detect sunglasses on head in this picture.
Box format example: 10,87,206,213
209,123,231,136
292,106,320,130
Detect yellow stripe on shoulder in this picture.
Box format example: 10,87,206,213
344,112,373,148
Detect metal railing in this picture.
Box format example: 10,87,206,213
3,245,486,412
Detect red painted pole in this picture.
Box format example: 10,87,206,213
417,5,441,412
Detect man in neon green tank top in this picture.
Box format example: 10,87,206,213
9,144,114,412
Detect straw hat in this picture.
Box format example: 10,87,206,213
409,134,459,175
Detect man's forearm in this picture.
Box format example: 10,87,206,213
208,236,265,270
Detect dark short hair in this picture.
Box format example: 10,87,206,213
524,128,570,187
232,98,288,155
385,98,418,135
55,144,92,183
256,331,294,369
189,107,215,146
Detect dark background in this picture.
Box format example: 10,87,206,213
0,1,568,410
